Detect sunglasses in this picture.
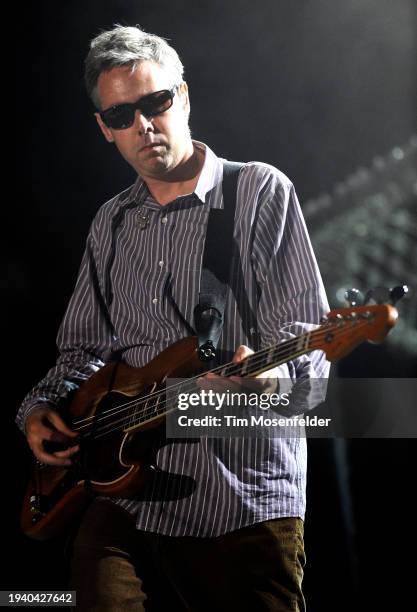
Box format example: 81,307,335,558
100,87,177,130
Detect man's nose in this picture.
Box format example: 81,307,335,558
133,109,154,134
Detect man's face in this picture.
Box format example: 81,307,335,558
95,61,191,180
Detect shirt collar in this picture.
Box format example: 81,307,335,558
192,140,223,205
119,140,224,209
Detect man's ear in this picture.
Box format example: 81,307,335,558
178,81,190,115
95,112,115,143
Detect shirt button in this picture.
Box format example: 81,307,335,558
152,298,159,304
161,216,168,224
158,261,164,267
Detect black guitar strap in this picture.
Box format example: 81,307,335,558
194,161,244,362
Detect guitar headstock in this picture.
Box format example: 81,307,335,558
310,285,407,362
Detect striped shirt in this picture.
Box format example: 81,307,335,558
16,141,329,537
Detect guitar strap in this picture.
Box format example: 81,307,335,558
194,161,244,362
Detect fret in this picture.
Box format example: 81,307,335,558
132,385,163,425
246,351,268,375
296,335,305,352
271,345,285,365
239,360,248,375
221,362,240,377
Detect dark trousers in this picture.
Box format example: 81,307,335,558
70,499,306,612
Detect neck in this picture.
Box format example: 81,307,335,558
144,142,204,206
115,330,320,436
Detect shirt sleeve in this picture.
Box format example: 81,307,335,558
252,173,330,414
15,231,115,432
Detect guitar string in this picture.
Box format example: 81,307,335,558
91,347,312,441
72,320,368,436
92,316,373,440
71,320,370,439
71,325,323,430
100,312,372,433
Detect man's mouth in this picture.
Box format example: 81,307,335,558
140,142,163,152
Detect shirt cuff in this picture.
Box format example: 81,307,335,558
16,397,57,435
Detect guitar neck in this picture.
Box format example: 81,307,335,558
213,327,320,379
122,330,321,434
121,303,398,434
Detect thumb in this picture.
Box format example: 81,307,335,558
48,411,78,437
232,344,254,364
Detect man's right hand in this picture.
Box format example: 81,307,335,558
25,406,80,466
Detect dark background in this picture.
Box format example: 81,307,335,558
8,1,417,610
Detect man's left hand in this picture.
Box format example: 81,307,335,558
197,344,280,395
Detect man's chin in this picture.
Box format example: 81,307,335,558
135,156,172,178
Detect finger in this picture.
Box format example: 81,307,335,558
54,445,80,458
28,429,79,454
229,375,272,394
29,426,73,445
45,428,74,444
39,453,73,467
197,380,241,398
195,372,221,388
29,442,73,467
232,345,253,364
47,412,78,437
197,378,229,393
26,412,76,444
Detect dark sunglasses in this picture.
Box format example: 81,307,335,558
100,87,177,130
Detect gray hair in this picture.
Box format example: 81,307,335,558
85,25,185,109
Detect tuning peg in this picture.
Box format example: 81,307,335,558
363,285,409,306
344,288,363,307
389,285,409,305
363,287,391,305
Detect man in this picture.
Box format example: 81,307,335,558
17,25,329,611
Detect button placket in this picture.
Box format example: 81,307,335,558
153,211,171,307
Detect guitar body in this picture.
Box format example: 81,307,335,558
21,336,202,540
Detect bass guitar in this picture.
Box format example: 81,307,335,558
21,290,404,540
